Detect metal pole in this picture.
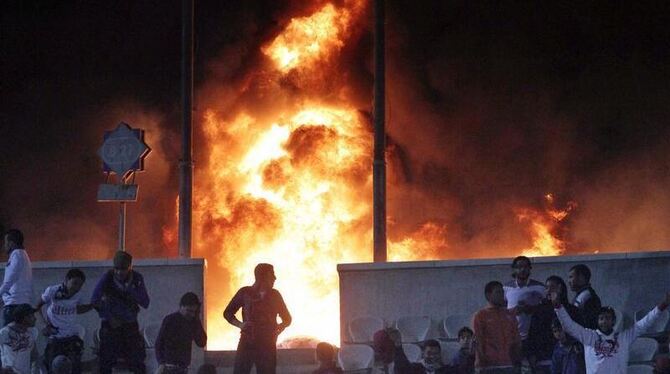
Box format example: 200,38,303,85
373,0,387,262
178,0,194,258
118,202,126,251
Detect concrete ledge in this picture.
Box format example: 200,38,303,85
337,250,670,272
1,257,206,269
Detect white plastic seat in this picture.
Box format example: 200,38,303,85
628,337,657,363
402,343,422,363
143,323,162,348
439,341,461,366
443,314,472,339
395,316,430,343
626,364,654,374
348,316,384,343
338,344,374,371
635,307,670,334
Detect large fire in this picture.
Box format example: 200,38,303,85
174,1,576,349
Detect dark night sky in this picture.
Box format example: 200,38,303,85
2,1,670,259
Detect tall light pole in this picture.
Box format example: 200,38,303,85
373,0,387,262
179,0,194,258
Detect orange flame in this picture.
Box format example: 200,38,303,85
173,2,579,350
518,194,576,257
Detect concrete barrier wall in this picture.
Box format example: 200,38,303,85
338,251,670,342
1,258,206,370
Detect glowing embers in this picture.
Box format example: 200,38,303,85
262,4,352,72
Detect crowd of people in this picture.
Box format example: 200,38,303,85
368,256,669,374
2,228,669,374
0,229,211,374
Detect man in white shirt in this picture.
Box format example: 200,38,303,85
0,304,38,374
502,256,546,366
551,290,669,374
36,269,94,374
0,230,33,326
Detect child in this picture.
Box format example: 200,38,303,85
0,305,38,374
312,342,343,374
473,281,522,373
451,327,475,374
551,290,669,374
36,269,94,374
550,319,584,374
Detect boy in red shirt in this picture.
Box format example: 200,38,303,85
473,281,522,374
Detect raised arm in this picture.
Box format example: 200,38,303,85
127,272,149,309
631,292,669,339
552,292,598,347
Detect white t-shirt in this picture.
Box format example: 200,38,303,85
41,284,82,338
503,279,546,339
0,249,33,305
0,324,37,374
556,304,665,374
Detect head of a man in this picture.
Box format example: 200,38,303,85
254,263,276,291
511,256,532,282
179,292,201,320
315,342,336,364
421,339,442,367
113,251,133,282
3,229,23,255
597,307,616,335
13,304,37,328
551,318,566,343
64,269,86,295
457,327,473,349
568,264,591,292
485,281,505,307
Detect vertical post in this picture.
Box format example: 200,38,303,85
373,0,387,262
118,202,126,251
179,0,194,258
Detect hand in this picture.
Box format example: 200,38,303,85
240,321,253,330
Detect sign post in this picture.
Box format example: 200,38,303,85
97,122,151,251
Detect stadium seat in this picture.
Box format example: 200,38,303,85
348,316,384,343
338,344,374,371
402,343,422,363
628,337,657,363
396,316,431,343
443,314,472,339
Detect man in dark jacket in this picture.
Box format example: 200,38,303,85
155,292,207,374
223,263,291,374
91,251,149,374
567,265,601,330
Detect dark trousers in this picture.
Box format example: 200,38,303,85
44,335,84,374
233,335,277,374
98,321,146,374
2,304,25,326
